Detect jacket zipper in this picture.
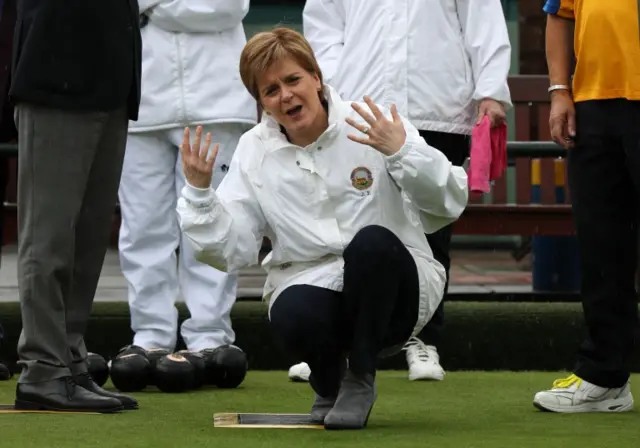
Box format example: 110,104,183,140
175,34,187,124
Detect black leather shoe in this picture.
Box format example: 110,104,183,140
15,376,124,413
75,372,139,410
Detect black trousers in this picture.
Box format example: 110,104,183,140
416,130,470,346
569,99,640,388
269,225,420,397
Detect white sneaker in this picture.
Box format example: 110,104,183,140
403,337,445,381
533,374,634,413
288,362,311,382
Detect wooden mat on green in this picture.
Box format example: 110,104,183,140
213,412,323,429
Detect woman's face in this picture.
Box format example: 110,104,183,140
257,57,325,143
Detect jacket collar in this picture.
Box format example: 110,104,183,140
259,84,349,151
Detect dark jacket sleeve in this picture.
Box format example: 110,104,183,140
0,0,17,141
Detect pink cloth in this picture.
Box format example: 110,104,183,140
467,115,507,193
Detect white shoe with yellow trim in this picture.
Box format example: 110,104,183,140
533,374,634,413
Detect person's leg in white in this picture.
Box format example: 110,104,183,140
118,131,182,352
168,123,250,352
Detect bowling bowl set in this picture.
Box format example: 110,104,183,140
87,345,248,393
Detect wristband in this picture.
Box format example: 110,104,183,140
548,84,571,93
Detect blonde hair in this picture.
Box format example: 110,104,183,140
239,27,324,101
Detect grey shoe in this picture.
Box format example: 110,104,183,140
310,394,337,423
307,357,346,423
324,370,377,430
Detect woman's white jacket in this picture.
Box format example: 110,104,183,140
176,85,469,338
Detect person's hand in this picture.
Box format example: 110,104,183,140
180,126,219,189
549,90,576,149
477,98,506,127
345,96,407,156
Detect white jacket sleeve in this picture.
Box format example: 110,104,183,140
302,0,345,85
385,119,469,234
176,151,267,273
148,0,250,34
456,0,513,108
139,0,164,14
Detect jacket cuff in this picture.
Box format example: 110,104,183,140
385,140,412,166
181,183,215,209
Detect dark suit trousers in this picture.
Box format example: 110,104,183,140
15,103,128,383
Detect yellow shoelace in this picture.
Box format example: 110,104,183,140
552,374,582,389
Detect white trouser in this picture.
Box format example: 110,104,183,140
118,123,250,352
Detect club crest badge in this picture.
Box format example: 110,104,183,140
350,166,373,191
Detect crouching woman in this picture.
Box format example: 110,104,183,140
176,28,468,430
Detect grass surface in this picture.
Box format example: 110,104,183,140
0,371,638,448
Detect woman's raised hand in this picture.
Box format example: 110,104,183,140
180,126,219,189
345,96,407,156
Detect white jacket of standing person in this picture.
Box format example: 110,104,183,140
302,0,513,135
131,0,257,132
176,85,469,335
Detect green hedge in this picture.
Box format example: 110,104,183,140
1,301,638,374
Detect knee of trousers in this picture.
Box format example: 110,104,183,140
344,225,402,262
270,308,343,356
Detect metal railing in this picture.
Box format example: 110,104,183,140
0,143,17,154
0,140,566,157
505,141,565,158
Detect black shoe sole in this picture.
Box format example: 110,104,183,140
14,399,124,414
